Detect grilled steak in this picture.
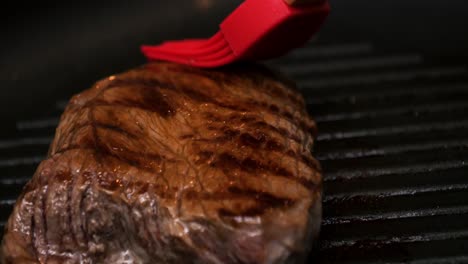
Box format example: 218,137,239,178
1,62,322,264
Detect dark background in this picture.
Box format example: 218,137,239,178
1,0,467,127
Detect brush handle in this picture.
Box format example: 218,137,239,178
284,0,326,6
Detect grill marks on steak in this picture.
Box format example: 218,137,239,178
1,62,322,264
57,63,319,200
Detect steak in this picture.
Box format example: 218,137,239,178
1,62,322,264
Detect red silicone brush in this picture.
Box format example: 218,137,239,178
141,0,330,68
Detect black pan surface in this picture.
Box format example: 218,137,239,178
1,1,468,263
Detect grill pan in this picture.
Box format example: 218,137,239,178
1,1,468,263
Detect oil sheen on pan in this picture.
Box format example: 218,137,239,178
1,62,322,264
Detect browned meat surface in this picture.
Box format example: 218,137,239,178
1,62,322,264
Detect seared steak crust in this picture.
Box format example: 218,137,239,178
1,62,322,264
